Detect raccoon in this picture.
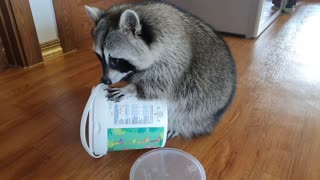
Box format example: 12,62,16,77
85,1,237,139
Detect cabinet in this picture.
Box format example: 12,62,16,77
166,0,286,38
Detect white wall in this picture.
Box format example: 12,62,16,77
29,0,59,44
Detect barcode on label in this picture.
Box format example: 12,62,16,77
113,104,154,125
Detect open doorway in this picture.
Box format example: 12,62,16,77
29,0,63,61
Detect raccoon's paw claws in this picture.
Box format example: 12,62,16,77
106,84,137,102
167,130,179,139
106,89,123,102
105,88,118,94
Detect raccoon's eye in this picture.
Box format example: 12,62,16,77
109,57,122,64
109,57,120,67
108,56,136,73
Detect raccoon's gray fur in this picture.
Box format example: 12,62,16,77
86,1,237,139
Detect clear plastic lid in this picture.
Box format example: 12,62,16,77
130,148,206,180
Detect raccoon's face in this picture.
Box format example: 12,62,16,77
86,6,156,84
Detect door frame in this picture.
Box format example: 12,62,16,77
52,0,76,53
0,0,43,67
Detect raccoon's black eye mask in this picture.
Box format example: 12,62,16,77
94,47,136,83
108,56,136,73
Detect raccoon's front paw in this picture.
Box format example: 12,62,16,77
106,84,137,102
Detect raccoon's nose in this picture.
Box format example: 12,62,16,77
101,78,112,85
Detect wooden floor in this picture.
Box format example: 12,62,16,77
1,2,320,180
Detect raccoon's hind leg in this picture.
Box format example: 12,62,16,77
170,112,217,139
167,130,179,139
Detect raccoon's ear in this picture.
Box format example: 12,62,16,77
119,9,141,35
85,6,104,24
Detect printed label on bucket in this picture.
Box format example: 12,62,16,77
108,101,166,127
107,127,165,151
